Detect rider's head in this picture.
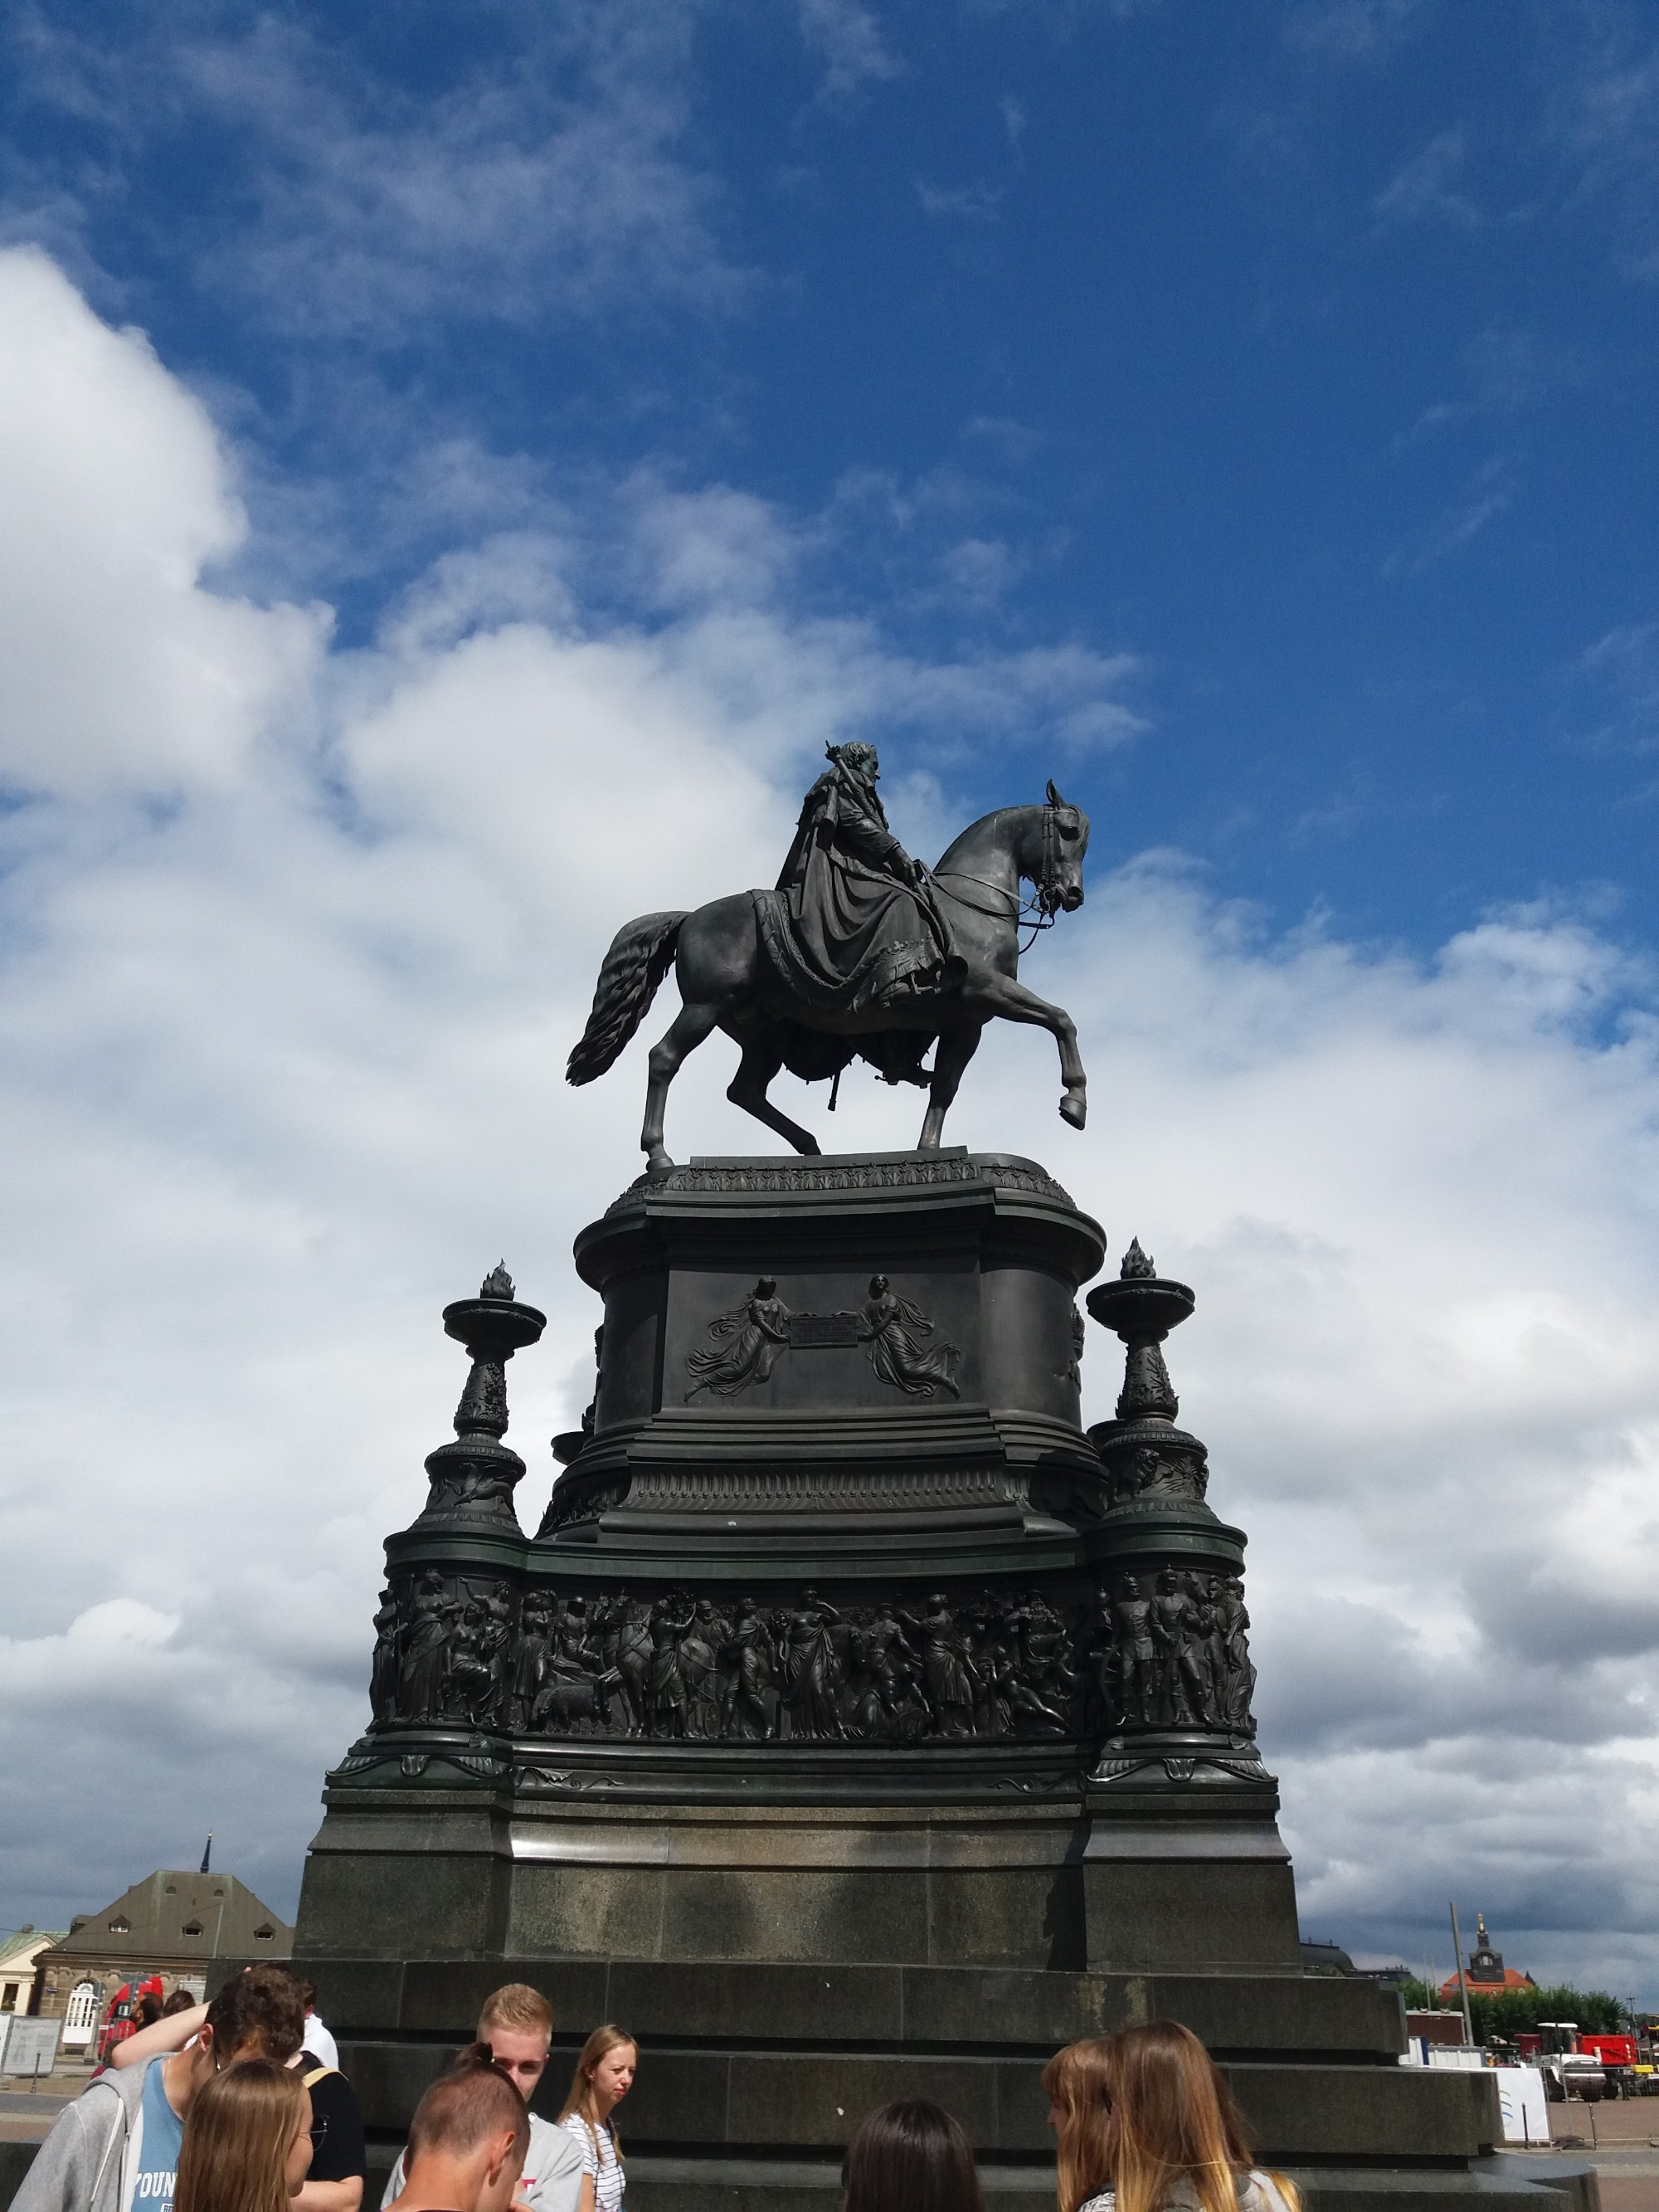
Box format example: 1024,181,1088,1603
827,739,879,780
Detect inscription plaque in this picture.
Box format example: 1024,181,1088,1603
788,1312,859,1349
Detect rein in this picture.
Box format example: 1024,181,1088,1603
933,804,1065,952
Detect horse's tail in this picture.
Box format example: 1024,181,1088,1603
567,910,688,1085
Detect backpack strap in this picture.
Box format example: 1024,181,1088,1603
301,2065,338,2089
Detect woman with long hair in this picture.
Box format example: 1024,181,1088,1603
556,2026,636,2212
174,2058,312,2212
841,2099,985,2212
1042,2022,1299,2212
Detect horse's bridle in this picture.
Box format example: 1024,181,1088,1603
933,799,1071,950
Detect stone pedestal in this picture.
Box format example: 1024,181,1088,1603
285,1153,1592,2212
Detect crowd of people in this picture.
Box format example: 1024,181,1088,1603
13,1964,1297,2212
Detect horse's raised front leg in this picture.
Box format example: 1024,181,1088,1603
917,1024,983,1150
974,975,1087,1129
641,1000,723,1173
727,1028,821,1157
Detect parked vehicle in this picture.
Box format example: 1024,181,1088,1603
1540,2054,1608,2103
1579,2034,1640,2097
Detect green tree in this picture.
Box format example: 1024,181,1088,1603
1394,1980,1631,2040
1467,1986,1630,2042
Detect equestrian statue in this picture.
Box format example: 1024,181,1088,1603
567,741,1090,1172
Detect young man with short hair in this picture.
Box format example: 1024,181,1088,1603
382,1986,580,2212
16,1964,306,2212
387,2053,528,2212
296,1980,339,2071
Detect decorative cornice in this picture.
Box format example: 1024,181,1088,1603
606,1154,1075,1213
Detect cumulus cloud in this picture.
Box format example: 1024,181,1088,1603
0,249,324,797
2,256,1659,2000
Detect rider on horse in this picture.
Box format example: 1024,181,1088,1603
567,756,1089,1167
771,742,966,1016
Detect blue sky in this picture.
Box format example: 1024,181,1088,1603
9,1,1659,948
4,1,1659,2000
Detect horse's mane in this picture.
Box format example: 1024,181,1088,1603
932,803,1041,875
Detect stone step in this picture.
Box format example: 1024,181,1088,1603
617,2159,1593,2212
0,2139,1595,2212
304,1956,1406,2059
342,2041,1496,2164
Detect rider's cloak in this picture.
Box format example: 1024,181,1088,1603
769,753,963,1016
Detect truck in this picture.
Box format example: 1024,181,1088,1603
1578,2033,1642,2096
1521,2022,1637,2101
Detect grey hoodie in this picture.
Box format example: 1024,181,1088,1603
12,2059,158,2212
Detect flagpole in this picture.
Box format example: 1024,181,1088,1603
1449,1903,1475,2045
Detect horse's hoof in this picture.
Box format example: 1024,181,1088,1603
644,1150,675,1180
1059,1091,1087,1130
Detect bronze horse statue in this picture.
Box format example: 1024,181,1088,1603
568,777,1090,1172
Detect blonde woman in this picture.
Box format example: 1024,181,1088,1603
1042,2023,1299,2212
555,2028,636,2212
174,2058,313,2212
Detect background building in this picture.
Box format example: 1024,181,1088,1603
31,1871,291,2046
1438,1914,1536,2002
0,1932,66,2019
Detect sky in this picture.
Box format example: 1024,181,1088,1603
1,0,1658,2000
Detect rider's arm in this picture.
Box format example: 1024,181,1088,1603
835,810,914,875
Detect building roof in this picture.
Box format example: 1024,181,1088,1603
1438,1966,1536,1995
46,1871,292,1962
0,1931,67,1976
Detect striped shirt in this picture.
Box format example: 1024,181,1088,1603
559,2111,623,2212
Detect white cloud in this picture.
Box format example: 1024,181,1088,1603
797,0,900,103
0,248,325,797
1373,129,1481,230
917,178,1004,222
2,9,745,342
1549,19,1659,287
1,256,1659,2000
1581,616,1659,753
1285,0,1427,66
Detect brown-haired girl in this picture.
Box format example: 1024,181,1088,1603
174,2057,312,2212
841,2099,985,2212
556,2027,637,2212
1043,2022,1299,2212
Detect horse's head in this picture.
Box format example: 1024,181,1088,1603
1038,778,1089,914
